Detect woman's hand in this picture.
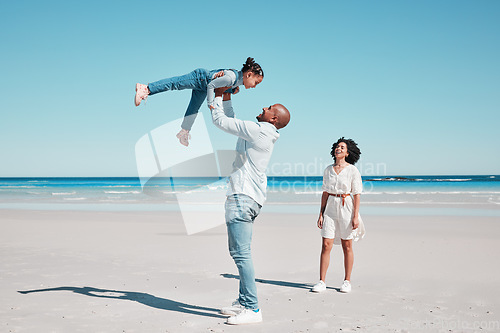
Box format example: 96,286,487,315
351,215,359,230
317,214,324,229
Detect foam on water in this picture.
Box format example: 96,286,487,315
0,176,499,212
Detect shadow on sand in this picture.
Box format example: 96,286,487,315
18,286,224,318
221,273,340,292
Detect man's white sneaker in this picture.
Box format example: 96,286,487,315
226,308,262,325
311,280,326,293
220,300,245,316
340,280,351,293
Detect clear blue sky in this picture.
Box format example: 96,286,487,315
1,0,499,177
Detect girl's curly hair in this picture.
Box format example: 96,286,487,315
330,137,361,165
241,57,264,77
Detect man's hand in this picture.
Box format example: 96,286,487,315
232,87,240,95
214,87,228,97
211,87,232,107
215,86,233,100
213,70,225,79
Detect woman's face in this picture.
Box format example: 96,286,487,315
243,72,263,89
334,142,349,161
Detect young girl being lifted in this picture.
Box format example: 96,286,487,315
134,57,264,146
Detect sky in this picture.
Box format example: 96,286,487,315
0,0,499,177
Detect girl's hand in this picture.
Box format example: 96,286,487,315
317,214,324,229
214,70,225,79
351,216,359,230
232,87,240,95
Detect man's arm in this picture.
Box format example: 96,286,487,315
207,70,237,107
222,91,235,118
210,89,260,141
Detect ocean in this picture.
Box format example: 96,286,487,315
0,176,499,214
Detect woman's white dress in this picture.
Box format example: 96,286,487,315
321,164,366,244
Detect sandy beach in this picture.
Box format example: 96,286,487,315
1,207,499,332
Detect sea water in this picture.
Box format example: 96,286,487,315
0,176,499,214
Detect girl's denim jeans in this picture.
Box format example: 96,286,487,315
147,68,218,131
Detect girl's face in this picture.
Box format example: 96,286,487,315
243,72,263,89
334,142,349,161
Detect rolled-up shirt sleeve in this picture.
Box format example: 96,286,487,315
223,100,235,118
211,97,260,141
351,167,363,195
322,166,330,192
206,70,237,107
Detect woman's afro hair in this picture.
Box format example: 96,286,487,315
330,137,361,165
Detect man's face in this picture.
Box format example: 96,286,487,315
256,105,276,123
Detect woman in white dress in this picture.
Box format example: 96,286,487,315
311,137,365,293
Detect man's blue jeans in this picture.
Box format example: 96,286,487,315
225,194,261,310
147,68,217,131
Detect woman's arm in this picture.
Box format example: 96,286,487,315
350,166,362,230
317,191,329,229
319,191,329,216
351,194,360,229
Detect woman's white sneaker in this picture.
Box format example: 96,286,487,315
311,280,327,293
220,300,245,316
340,280,351,293
226,308,262,325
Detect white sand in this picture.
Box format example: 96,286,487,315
1,208,499,332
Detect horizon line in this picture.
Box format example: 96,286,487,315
0,174,498,179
